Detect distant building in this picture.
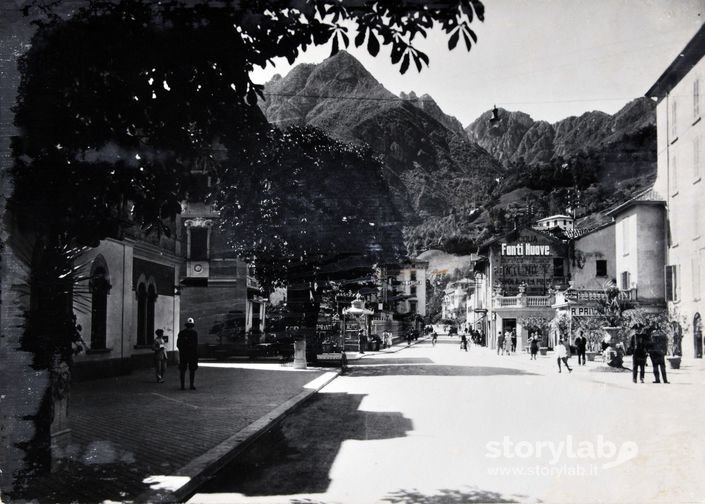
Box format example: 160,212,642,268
441,278,473,322
647,23,705,359
395,258,428,317
534,214,574,232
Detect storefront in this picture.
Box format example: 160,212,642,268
480,228,570,351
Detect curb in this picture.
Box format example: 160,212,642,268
136,370,340,503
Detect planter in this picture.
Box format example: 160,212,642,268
602,326,621,344
539,347,548,356
585,351,598,362
667,356,681,369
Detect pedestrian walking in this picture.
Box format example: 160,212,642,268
383,331,392,349
649,330,670,384
530,332,539,360
497,331,505,355
358,329,367,354
628,324,649,384
177,317,199,390
504,330,512,355
431,331,438,347
153,329,168,383
460,333,468,351
575,330,587,365
510,329,517,353
556,338,573,373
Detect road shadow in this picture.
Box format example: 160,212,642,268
347,365,537,378
382,486,536,503
197,391,413,497
350,357,435,366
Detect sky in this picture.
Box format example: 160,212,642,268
251,0,705,126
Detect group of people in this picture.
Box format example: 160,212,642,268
496,329,517,356
628,324,670,384
152,317,200,390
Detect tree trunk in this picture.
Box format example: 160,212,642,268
14,239,76,488
286,265,322,362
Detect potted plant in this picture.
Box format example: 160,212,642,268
666,320,683,369
622,308,681,369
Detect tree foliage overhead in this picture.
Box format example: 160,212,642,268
216,124,406,291
13,0,486,243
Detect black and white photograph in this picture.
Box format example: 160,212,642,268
1,1,705,502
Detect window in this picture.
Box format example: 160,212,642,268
694,136,701,180
189,227,209,260
695,78,700,120
136,282,157,346
672,99,678,138
553,258,564,278
693,256,701,300
671,153,678,194
410,270,416,282
621,218,630,255
90,265,111,350
696,202,702,240
596,260,607,277
410,284,417,296
409,301,417,313
621,271,631,290
665,265,679,302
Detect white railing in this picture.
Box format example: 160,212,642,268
526,296,551,307
497,296,520,307
495,295,553,308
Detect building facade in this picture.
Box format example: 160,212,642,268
72,235,182,378
647,23,705,359
177,201,267,353
394,259,428,317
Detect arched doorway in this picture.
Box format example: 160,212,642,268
89,256,111,350
694,313,703,358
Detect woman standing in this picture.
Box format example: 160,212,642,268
530,332,539,360
153,329,168,383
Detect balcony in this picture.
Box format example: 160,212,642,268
495,294,554,308
492,288,637,309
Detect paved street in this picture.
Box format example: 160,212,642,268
10,363,333,503
189,335,705,504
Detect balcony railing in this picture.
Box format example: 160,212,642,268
495,294,553,308
491,288,637,309
526,295,552,307
497,296,520,307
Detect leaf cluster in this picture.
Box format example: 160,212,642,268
215,125,407,290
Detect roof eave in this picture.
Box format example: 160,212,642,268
646,24,705,99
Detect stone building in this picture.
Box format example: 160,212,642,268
647,23,705,359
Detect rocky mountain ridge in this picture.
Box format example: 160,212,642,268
466,97,656,169
259,51,657,255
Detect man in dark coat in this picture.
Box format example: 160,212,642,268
629,325,649,383
649,331,670,384
177,317,199,390
574,330,587,366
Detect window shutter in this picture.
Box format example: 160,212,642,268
665,265,675,301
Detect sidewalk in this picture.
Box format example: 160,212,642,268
9,362,337,503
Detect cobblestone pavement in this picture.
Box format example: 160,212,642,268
7,361,332,503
